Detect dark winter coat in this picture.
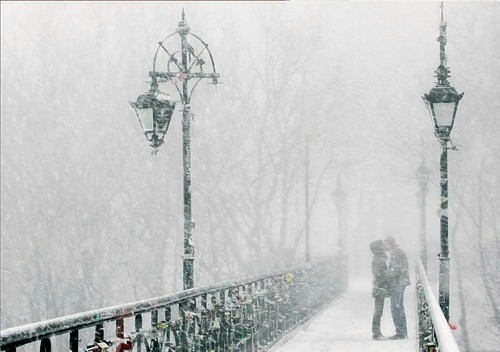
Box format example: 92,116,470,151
370,240,391,298
387,246,410,287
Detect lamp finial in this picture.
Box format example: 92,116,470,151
436,2,450,86
177,8,190,35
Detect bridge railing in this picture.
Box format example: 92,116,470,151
416,259,460,352
1,259,344,352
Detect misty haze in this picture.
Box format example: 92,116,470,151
1,2,499,352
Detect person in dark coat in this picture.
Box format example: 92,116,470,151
370,239,390,340
384,235,410,340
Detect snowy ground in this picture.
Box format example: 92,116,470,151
270,276,417,352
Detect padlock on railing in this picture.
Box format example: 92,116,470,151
83,340,112,352
426,342,437,352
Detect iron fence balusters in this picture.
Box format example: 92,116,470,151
40,339,51,352
1,261,343,352
151,312,158,330
198,294,207,351
95,324,104,343
70,330,79,352
135,315,143,352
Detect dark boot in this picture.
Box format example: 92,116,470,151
372,333,387,340
388,333,408,340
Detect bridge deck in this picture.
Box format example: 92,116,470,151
271,276,417,351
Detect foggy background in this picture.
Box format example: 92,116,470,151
1,1,499,351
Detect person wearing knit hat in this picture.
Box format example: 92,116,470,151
383,236,410,340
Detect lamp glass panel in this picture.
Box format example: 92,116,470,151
433,102,456,128
135,108,154,133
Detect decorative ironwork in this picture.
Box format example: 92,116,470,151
1,260,343,352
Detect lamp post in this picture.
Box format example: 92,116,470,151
332,175,347,288
415,161,431,271
304,137,311,263
130,10,219,290
422,2,463,321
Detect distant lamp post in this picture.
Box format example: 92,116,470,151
130,10,219,290
422,2,463,321
415,161,431,271
332,175,347,288
304,137,311,263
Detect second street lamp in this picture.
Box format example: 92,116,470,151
332,175,347,289
422,2,463,322
130,10,219,290
415,161,431,271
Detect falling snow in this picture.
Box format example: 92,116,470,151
1,2,499,351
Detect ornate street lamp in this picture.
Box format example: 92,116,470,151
332,175,347,289
130,10,219,290
422,2,463,321
415,161,431,271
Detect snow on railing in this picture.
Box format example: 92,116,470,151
1,259,344,352
416,259,460,352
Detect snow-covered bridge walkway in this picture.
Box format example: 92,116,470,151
271,276,417,352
